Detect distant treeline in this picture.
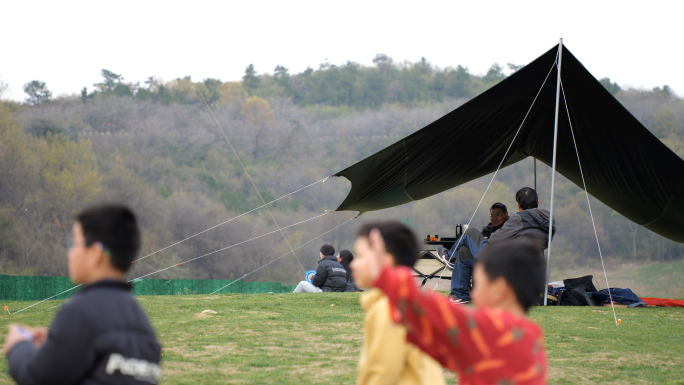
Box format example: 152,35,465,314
11,54,646,109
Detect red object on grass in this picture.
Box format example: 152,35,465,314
641,297,684,307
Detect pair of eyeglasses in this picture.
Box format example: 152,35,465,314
489,213,505,217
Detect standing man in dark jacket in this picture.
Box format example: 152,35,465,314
3,204,161,384
293,244,348,293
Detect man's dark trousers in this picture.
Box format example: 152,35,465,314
449,228,486,301
450,258,476,301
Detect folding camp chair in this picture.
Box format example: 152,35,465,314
412,237,459,287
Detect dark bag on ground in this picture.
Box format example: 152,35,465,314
588,288,647,308
561,275,598,306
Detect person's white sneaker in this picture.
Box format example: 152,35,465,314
448,295,469,305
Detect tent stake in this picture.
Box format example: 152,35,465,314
544,39,563,306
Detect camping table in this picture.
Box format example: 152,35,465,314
413,238,459,287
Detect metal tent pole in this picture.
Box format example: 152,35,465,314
534,159,537,192
544,38,563,306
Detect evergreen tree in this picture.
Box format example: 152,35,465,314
274,65,290,83
274,65,292,95
23,80,52,105
372,54,394,73
94,69,132,96
599,77,621,95
243,64,260,94
95,69,123,92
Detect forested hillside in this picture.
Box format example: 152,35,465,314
1,56,683,284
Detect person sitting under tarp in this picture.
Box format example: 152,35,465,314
438,202,509,304
444,187,556,304
337,250,362,292
293,244,348,293
438,202,509,263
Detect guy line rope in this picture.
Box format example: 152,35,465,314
209,215,357,295
132,178,327,264
560,80,618,326
129,212,332,281
14,208,347,314
194,84,306,273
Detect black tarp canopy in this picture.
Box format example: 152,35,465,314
333,44,684,243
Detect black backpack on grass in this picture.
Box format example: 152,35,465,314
560,275,598,306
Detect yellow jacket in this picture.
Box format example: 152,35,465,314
357,289,446,385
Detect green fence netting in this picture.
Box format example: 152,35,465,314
0,275,298,301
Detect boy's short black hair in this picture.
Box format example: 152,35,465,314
490,202,508,213
75,204,141,273
477,240,546,312
320,244,335,256
515,187,538,210
356,221,418,267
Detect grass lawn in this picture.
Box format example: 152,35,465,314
1,293,683,384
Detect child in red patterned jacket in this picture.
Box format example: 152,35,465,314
352,225,548,385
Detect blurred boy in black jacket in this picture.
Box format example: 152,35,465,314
3,204,161,385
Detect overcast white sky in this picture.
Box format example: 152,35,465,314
2,0,682,101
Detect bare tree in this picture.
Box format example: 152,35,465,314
0,74,10,100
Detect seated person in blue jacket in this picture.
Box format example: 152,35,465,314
446,187,556,304
293,244,348,293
